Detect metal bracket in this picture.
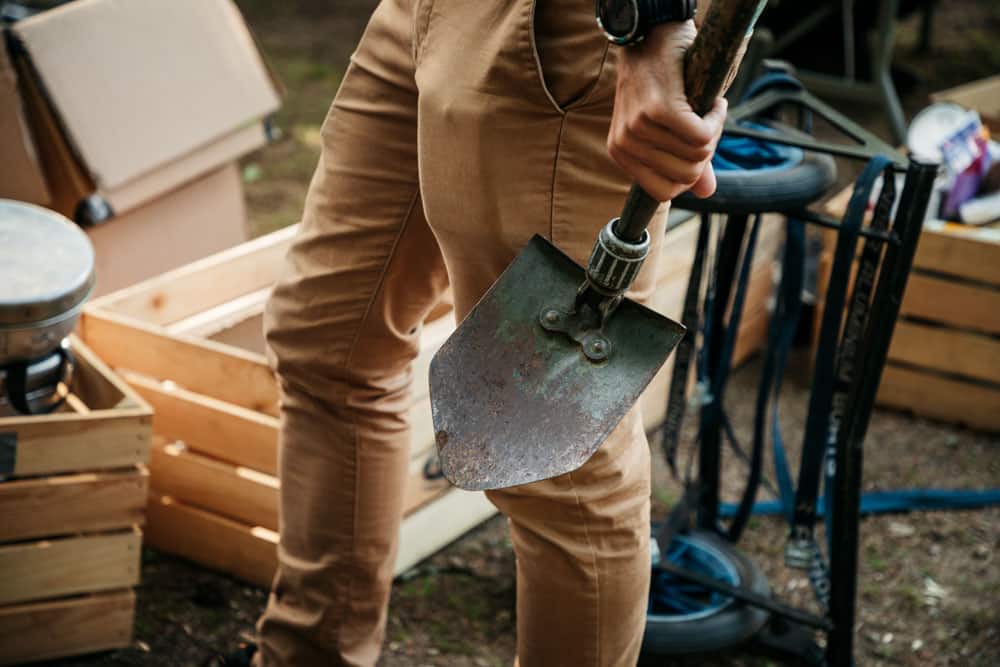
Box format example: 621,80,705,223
538,305,613,363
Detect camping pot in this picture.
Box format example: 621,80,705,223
0,199,95,365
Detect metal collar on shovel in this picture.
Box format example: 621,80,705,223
430,0,769,491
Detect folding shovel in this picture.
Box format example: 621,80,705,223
430,0,768,491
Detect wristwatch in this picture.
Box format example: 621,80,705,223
595,0,697,46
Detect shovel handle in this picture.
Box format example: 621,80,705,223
615,0,767,243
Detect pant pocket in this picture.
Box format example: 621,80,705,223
530,0,613,112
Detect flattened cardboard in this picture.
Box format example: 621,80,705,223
88,163,248,296
12,0,280,214
0,35,49,205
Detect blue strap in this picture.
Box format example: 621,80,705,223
720,489,1000,518
769,219,806,523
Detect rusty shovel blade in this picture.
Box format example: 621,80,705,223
429,235,685,491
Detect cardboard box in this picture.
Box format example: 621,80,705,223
0,33,49,205
88,162,248,296
10,0,280,220
932,75,1000,135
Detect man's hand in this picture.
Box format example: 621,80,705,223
607,21,727,203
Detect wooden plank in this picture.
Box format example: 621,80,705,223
168,287,270,340
0,590,135,666
878,365,1000,432
145,494,278,589
88,224,298,326
912,226,1000,286
899,274,1000,335
411,315,455,402
69,338,125,411
0,530,141,606
150,436,449,532
889,320,1000,384
80,310,279,416
150,442,278,530
394,488,498,574
0,467,147,542
0,410,151,478
732,305,770,368
124,372,279,475
208,313,267,354
147,485,496,588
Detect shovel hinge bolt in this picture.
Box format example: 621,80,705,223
586,218,650,296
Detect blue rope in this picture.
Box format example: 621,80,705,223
719,489,1000,518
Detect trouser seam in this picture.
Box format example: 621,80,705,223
567,469,602,666
344,188,422,372
547,115,567,241
337,187,422,652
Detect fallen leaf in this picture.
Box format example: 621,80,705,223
889,521,915,537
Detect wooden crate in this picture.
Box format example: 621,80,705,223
81,217,778,587
0,337,151,665
80,225,494,587
820,188,1000,431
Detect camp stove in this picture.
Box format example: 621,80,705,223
0,200,94,415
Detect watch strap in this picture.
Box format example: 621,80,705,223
640,0,697,26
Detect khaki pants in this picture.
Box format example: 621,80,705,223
256,1,669,665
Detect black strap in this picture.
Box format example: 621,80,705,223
661,214,712,474
822,160,896,543
782,157,896,611
695,215,749,530
728,216,805,541
789,181,865,542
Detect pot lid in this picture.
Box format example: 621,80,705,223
0,200,96,326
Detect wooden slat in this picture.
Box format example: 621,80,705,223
394,488,498,575
411,315,455,401
80,310,279,416
878,365,1000,432
124,372,279,475
150,442,278,530
0,590,135,666
889,320,1000,384
732,305,770,368
899,274,1000,335
0,529,141,606
207,313,267,354
168,287,270,340
0,411,151,478
70,337,125,410
88,224,298,326
145,494,278,589
149,433,449,533
0,467,147,542
147,486,496,588
70,336,152,412
913,227,1000,286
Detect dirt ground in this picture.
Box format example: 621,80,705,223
42,1,999,665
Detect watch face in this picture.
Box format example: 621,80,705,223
597,0,639,42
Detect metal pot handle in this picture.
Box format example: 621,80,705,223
5,342,75,415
